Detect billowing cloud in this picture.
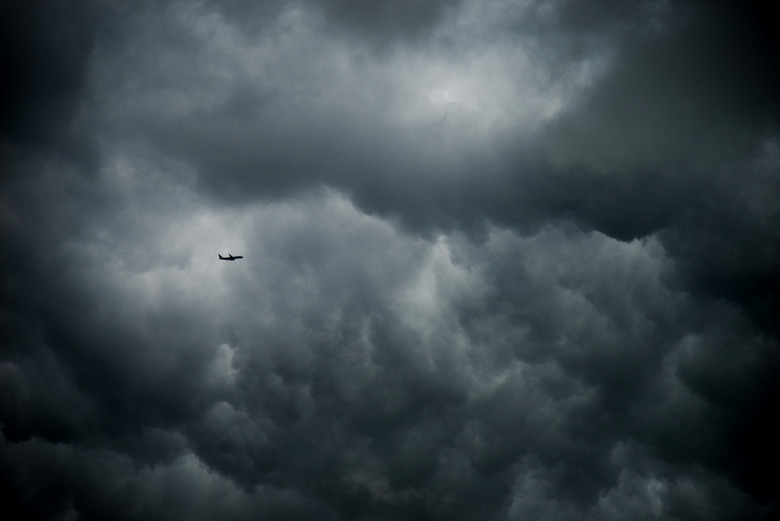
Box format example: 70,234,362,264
2,1,778,520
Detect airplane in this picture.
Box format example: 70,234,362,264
219,253,244,261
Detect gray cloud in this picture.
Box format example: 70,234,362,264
544,0,780,171
2,1,778,520
209,0,463,44
0,0,99,173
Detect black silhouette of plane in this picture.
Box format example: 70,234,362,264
219,253,244,261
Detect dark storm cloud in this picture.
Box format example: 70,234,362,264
209,0,462,43
80,0,778,243
2,0,779,520
545,0,780,171
0,0,100,173
538,5,780,485
315,0,459,37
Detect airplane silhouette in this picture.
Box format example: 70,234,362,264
219,253,244,261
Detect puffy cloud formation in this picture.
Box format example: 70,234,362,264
2,1,778,519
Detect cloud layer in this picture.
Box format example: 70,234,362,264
2,1,778,519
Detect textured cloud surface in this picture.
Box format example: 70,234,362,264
2,1,778,520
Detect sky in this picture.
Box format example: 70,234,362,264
1,0,779,519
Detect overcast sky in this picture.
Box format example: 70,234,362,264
2,1,779,520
